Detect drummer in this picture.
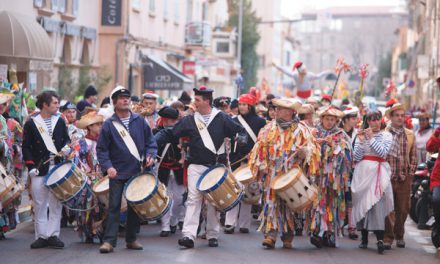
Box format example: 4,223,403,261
22,90,71,249
248,98,320,249
75,109,105,243
96,86,157,254
167,86,247,248
224,93,266,234
154,106,185,237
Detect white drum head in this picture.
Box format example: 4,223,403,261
272,167,299,190
125,174,156,202
93,177,109,193
46,163,72,185
199,167,225,191
234,166,253,183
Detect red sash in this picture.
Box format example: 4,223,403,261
362,155,386,196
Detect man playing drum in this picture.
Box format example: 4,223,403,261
248,98,320,249
224,93,266,234
169,86,247,248
96,86,157,253
22,90,71,249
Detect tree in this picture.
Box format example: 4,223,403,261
227,0,261,91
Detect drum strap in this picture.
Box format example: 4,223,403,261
156,143,171,172
237,115,257,143
194,109,225,155
32,114,60,155
112,121,142,162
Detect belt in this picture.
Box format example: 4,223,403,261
362,155,386,197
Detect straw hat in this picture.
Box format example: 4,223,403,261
318,106,344,118
0,93,14,105
342,105,359,117
385,103,405,118
298,104,315,114
77,110,104,129
272,98,302,111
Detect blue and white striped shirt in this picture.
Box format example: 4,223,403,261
120,116,130,132
354,131,393,161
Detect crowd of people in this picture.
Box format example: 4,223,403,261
1,81,440,256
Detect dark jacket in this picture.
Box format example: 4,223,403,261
171,111,247,166
97,112,157,179
22,114,70,176
154,127,184,185
230,112,266,167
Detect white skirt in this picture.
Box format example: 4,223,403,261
351,160,394,227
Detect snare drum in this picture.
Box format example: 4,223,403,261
271,165,317,212
124,173,172,221
197,164,243,212
1,177,23,208
93,176,128,212
233,165,261,205
0,173,15,201
45,160,87,202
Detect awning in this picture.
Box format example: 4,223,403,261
142,55,193,91
0,11,53,61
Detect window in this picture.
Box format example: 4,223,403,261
163,0,168,19
58,0,66,13
174,0,179,22
186,0,193,22
202,2,208,21
34,0,44,8
216,42,229,53
51,0,58,12
132,0,140,10
72,0,79,16
149,0,156,13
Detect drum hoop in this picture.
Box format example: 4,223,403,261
196,164,227,193
270,166,303,192
44,160,76,188
233,165,255,184
124,174,158,205
92,176,109,195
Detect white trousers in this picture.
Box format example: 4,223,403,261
225,202,252,229
182,164,220,240
31,169,63,240
161,171,186,231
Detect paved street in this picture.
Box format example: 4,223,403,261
0,217,438,264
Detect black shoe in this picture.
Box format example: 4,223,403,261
239,228,249,234
170,225,177,234
47,236,65,249
358,242,368,249
208,238,218,247
377,240,385,254
178,221,184,230
383,242,392,250
349,232,359,240
160,231,170,237
30,238,48,249
295,229,303,236
310,236,323,249
85,237,94,244
178,237,194,248
224,225,234,234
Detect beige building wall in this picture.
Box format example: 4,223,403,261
1,0,100,99
253,0,283,95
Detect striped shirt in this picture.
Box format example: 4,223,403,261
44,118,53,136
120,115,130,132
353,131,393,161
201,113,211,125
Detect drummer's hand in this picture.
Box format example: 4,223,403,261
29,168,39,177
107,167,117,179
145,156,155,167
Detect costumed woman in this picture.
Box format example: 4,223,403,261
351,110,394,254
74,109,105,243
310,106,352,248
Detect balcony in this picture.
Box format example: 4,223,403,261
185,21,211,48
